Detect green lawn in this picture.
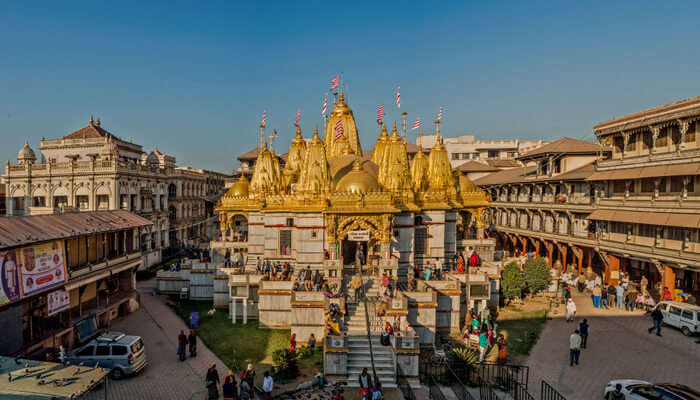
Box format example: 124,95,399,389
496,309,547,359
168,299,322,383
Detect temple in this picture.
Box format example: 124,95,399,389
216,89,491,274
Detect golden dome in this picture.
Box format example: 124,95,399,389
324,89,362,159
250,142,283,197
335,159,380,194
427,121,455,191
378,121,412,192
227,175,250,197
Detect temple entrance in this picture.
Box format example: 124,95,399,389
341,240,367,269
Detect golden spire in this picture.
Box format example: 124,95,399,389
283,125,308,188
297,125,330,195
411,140,429,193
427,120,454,192
250,139,283,198
378,121,411,193
324,87,362,159
371,123,389,165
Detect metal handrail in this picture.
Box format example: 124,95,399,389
360,274,379,386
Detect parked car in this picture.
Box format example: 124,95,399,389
604,380,700,399
65,331,147,379
654,301,700,336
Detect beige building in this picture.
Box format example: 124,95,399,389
418,134,547,169
2,117,222,267
476,98,700,301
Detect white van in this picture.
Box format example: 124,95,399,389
655,301,700,336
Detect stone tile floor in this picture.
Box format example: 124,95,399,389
526,289,700,400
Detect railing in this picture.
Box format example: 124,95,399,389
472,363,529,390
397,375,417,400
479,380,497,400
428,375,447,400
541,380,568,400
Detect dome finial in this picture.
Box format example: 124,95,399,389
435,119,442,142
339,89,345,104
392,121,398,136
96,118,101,127
89,115,94,125
313,125,319,138
295,124,302,138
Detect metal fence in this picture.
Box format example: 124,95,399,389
397,375,416,400
541,380,568,400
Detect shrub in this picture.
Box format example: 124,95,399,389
272,349,298,379
523,257,551,296
501,262,525,303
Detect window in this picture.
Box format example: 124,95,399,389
32,196,46,207
279,230,292,256
120,195,129,210
95,345,110,356
414,227,427,255
97,195,109,209
54,196,68,208
658,178,668,193
461,153,469,159
656,129,668,147
488,150,499,159
638,224,655,238
507,151,516,158
610,222,627,234
669,306,682,316
286,218,294,227
612,181,626,193
451,153,459,160
664,227,686,241
12,197,24,211
687,122,697,143
112,346,128,356
627,133,637,151
130,339,144,354
641,179,655,193
681,310,694,320
77,346,95,357
77,195,89,209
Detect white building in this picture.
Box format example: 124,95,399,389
418,134,547,168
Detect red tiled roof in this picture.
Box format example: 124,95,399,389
517,137,605,160
473,166,536,186
455,161,500,173
0,210,153,249
485,159,521,168
63,124,115,140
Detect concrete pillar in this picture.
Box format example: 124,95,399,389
231,299,237,323
586,248,593,275
607,254,620,285
560,245,568,273
243,298,247,324
546,241,554,268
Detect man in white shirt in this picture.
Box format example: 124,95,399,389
569,330,582,366
262,370,274,399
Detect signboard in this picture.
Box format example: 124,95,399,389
0,250,21,306
347,230,370,242
19,240,67,297
47,289,70,316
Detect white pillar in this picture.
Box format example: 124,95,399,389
231,299,237,324
243,299,247,324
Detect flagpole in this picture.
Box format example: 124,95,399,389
259,123,264,149
323,114,328,137
401,112,407,141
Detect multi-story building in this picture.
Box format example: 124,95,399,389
0,210,152,355
477,99,700,299
2,117,225,267
0,184,5,216
418,134,547,168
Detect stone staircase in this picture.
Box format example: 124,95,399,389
343,275,397,389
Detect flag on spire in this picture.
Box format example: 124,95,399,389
295,108,301,126
322,94,327,115
411,118,420,130
273,127,278,138
377,104,384,125
396,86,401,108
261,111,266,127
334,119,344,139
330,75,339,91
437,107,443,121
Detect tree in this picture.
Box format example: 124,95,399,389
501,262,525,303
523,257,551,296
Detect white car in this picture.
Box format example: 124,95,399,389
604,380,700,399
655,301,700,336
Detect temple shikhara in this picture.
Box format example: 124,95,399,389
216,89,491,272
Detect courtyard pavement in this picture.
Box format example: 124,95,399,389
86,279,225,400
526,289,700,400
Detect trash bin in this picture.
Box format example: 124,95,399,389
190,312,199,329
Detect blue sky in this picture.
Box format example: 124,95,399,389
2,1,700,173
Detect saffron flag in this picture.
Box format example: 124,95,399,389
295,108,301,126
261,111,266,127
377,104,384,125
396,87,401,108
334,119,344,139
330,75,339,91
322,94,327,115
437,107,443,121
411,119,420,130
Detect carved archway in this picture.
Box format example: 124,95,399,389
336,215,385,242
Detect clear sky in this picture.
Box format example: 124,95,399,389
2,1,700,173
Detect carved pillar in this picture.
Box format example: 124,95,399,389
650,125,660,154
622,131,629,158
678,119,689,150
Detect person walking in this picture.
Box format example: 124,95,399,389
222,370,238,400
592,285,602,308
615,284,625,309
609,383,625,400
478,331,488,363
177,330,188,361
307,333,316,354
577,274,585,293
262,371,274,400
239,379,251,400
648,306,664,336
569,330,582,366
244,364,256,396
350,274,363,303
206,362,220,399
188,329,197,358
607,284,617,308
601,287,609,309
359,368,373,399
579,319,589,349
565,298,577,322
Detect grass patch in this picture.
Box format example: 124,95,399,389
496,309,547,359
167,299,322,384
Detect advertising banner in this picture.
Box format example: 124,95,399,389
47,289,70,316
19,240,67,297
0,250,21,306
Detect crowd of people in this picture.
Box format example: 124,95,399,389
461,307,506,363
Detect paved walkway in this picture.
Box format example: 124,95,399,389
86,279,226,400
526,289,700,400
